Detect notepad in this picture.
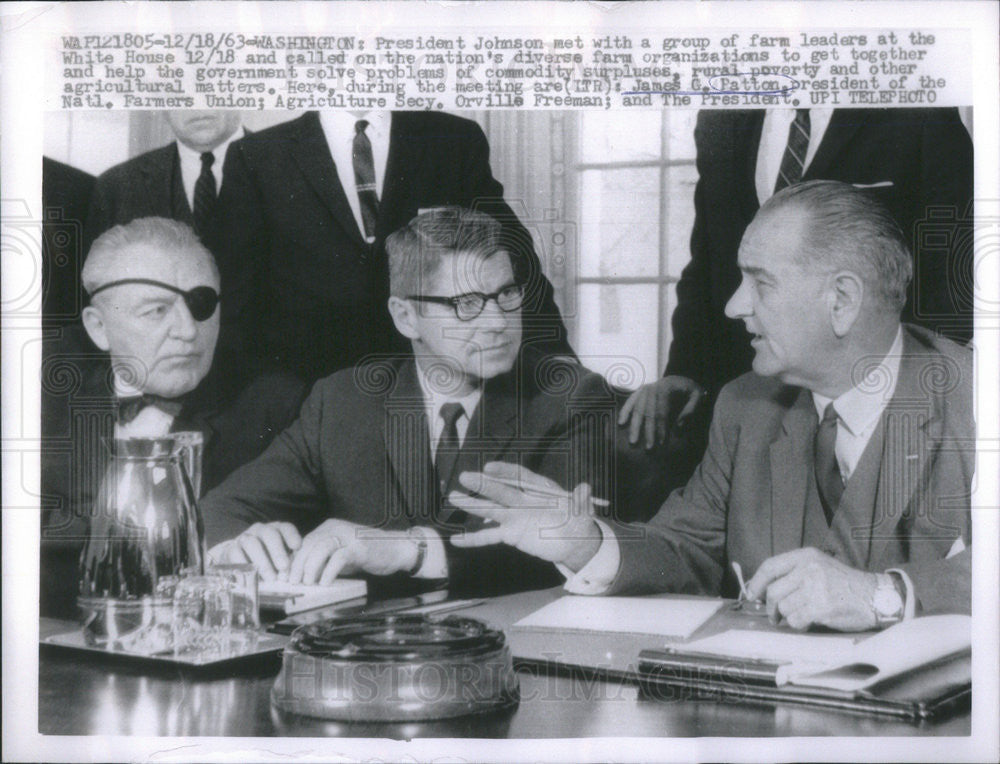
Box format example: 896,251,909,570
514,595,724,640
259,579,367,615
678,614,971,692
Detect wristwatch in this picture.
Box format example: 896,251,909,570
871,572,905,627
406,531,428,576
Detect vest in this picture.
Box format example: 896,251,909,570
802,417,886,570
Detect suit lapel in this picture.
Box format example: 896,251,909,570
383,361,436,524
143,144,190,221
868,331,941,566
437,372,518,530
290,112,367,247
454,373,518,487
769,388,815,554
804,110,863,180
740,110,766,211
376,112,424,241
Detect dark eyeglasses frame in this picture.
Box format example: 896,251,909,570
406,283,524,321
88,278,219,322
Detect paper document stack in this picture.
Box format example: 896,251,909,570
259,579,368,615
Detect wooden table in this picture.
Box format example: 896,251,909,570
38,589,970,739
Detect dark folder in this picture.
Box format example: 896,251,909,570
637,647,971,722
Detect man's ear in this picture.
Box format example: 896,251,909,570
387,296,421,341
828,271,864,338
81,305,111,351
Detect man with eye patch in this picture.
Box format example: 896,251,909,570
40,217,306,617
201,207,662,598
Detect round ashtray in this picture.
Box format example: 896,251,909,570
271,614,520,722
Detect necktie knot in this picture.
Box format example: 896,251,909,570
821,401,838,426
355,119,369,136
439,402,465,430
200,151,215,169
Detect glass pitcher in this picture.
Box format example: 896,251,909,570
78,433,206,652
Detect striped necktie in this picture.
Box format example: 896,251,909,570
353,120,380,240
192,151,216,236
773,109,811,194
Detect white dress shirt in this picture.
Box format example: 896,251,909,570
175,126,245,211
565,328,918,618
318,110,392,242
755,108,834,204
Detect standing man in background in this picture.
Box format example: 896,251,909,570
86,110,244,246
213,110,574,386
620,108,973,454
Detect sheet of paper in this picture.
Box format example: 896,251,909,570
682,630,859,667
514,595,724,640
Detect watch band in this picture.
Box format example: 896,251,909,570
407,533,428,576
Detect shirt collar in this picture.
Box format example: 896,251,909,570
319,111,391,145
413,359,482,423
174,125,245,165
812,327,904,436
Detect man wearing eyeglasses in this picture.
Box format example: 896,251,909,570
202,207,652,598
40,217,305,617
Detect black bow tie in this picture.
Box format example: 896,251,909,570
116,395,184,425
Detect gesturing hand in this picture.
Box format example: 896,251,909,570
210,521,302,582
448,461,603,572
745,547,879,632
287,519,420,585
617,375,706,449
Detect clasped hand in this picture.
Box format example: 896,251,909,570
448,461,603,572
214,518,419,584
745,547,879,631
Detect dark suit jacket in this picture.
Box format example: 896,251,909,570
668,108,974,397
213,111,574,385
85,142,199,249
39,336,307,618
42,158,94,324
611,325,973,616
201,349,667,598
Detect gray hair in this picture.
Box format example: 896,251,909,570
82,217,219,295
759,180,913,311
386,207,509,298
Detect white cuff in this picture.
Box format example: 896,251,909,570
886,567,917,620
558,519,620,595
410,526,448,579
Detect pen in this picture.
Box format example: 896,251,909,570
732,561,750,600
405,598,485,616
472,473,611,507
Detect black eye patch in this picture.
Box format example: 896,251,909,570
88,278,219,322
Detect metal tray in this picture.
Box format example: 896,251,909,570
42,628,289,667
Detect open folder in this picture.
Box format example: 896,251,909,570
638,614,971,720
